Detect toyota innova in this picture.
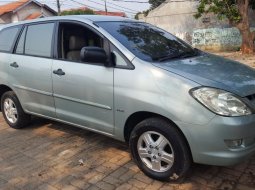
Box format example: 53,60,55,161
0,15,255,181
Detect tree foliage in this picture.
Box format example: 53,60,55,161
135,12,140,20
61,9,95,16
149,0,165,9
194,0,255,54
135,10,150,20
194,0,255,24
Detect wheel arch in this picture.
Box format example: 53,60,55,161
0,85,13,111
124,111,193,161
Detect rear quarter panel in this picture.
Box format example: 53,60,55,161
0,52,11,87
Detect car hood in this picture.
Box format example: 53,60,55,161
152,53,255,97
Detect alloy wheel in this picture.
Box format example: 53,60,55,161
137,131,174,172
3,98,18,124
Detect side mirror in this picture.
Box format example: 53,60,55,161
80,47,108,65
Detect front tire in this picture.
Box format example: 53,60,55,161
129,117,191,181
1,91,30,129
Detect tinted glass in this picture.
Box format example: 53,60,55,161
0,27,19,52
113,50,128,67
15,27,26,54
25,23,54,57
97,22,196,62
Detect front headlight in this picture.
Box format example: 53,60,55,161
191,87,252,116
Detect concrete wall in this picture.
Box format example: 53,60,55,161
17,4,55,20
0,13,12,24
0,2,55,24
140,0,255,51
192,27,255,51
11,14,19,23
192,28,241,51
16,3,42,21
42,8,55,17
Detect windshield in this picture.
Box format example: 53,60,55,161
96,21,197,62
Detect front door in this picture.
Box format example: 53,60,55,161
52,22,114,134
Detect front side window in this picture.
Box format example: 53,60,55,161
113,50,128,67
25,23,54,57
0,27,20,52
110,44,132,69
97,21,197,62
58,23,103,62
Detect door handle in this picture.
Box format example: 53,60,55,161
10,62,19,68
53,69,65,76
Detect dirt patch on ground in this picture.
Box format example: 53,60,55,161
214,51,255,68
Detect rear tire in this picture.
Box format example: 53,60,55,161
1,91,30,129
129,117,191,181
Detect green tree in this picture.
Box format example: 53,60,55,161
149,0,165,9
135,10,150,20
61,9,95,16
135,12,141,20
137,0,164,19
194,0,255,54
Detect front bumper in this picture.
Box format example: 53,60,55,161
178,114,255,166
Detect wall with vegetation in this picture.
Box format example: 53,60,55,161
140,0,255,51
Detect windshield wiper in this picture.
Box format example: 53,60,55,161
153,49,200,62
152,53,183,62
180,49,200,58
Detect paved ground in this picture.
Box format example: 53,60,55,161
0,52,255,190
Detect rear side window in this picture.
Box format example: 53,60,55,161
25,23,54,57
0,27,20,52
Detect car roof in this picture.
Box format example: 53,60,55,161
0,15,138,29
75,15,136,22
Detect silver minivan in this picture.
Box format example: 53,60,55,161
0,15,255,181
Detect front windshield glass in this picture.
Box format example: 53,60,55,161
96,21,197,62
